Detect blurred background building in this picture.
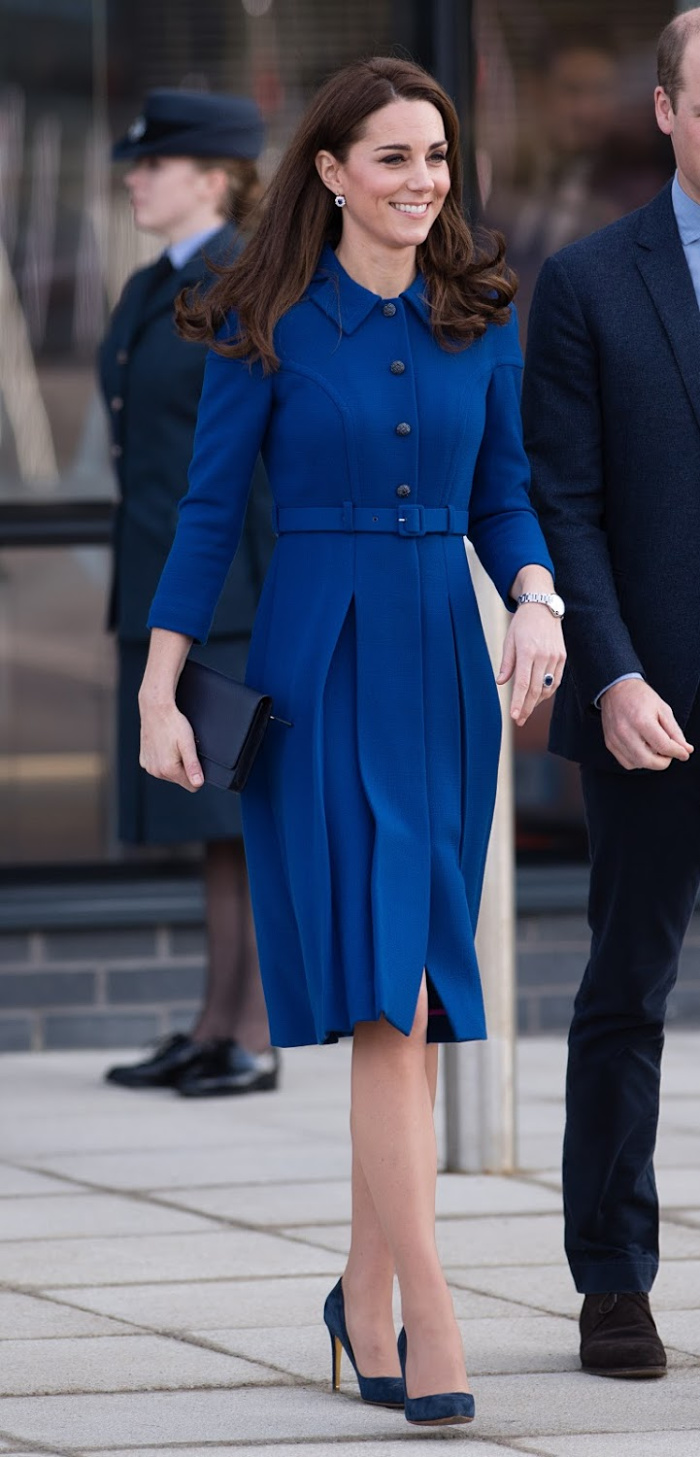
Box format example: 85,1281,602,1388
0,0,685,1047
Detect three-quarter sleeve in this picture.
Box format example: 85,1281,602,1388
148,340,273,643
467,316,554,607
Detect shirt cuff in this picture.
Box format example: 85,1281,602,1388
594,672,644,710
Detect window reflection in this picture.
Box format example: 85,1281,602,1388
0,0,400,866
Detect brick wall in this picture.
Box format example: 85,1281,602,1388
2,873,700,1051
0,917,205,1053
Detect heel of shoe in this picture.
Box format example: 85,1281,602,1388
324,1278,404,1408
330,1330,342,1391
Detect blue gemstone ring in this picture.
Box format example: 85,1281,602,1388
543,673,555,689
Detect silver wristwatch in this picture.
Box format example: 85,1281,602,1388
516,591,565,619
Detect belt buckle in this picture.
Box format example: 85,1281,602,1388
397,504,425,536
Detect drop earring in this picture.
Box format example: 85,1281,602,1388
334,194,346,208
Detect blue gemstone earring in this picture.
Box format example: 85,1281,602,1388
334,194,346,208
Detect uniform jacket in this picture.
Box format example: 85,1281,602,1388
147,247,553,1048
522,183,700,769
99,223,273,642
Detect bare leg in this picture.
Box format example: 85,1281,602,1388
343,1035,440,1378
193,840,270,1051
349,981,466,1398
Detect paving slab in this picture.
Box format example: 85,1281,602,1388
655,1308,700,1356
43,1276,342,1333
0,1385,405,1448
445,1264,581,1319
0,1111,306,1161
0,1193,220,1241
474,1368,700,1439
0,1290,134,1340
27,1142,352,1190
0,1229,335,1288
96,1446,523,1457
1,1035,700,1453
195,1312,580,1381
517,1134,565,1170
158,1172,560,1229
4,1368,700,1448
50,1274,544,1333
93,1449,520,1457
0,1164,76,1198
0,1332,278,1396
517,1436,700,1457
287,1214,572,1268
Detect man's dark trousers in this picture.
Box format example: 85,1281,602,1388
566,718,700,1293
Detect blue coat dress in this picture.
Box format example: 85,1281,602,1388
148,245,553,1047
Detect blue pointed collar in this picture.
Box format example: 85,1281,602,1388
306,242,431,333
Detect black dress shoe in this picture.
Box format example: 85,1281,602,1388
580,1293,667,1378
176,1041,280,1097
105,1033,206,1088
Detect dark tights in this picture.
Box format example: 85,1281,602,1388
192,840,270,1052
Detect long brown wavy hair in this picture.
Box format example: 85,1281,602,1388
177,56,515,370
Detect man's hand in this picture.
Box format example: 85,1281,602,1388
600,679,694,771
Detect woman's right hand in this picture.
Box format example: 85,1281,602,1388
138,694,204,792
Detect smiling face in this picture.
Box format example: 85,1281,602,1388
123,156,229,241
315,97,451,256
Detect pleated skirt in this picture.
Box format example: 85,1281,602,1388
241,532,503,1048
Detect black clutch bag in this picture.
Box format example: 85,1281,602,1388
175,658,278,793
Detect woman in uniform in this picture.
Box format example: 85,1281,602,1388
101,90,277,1097
139,59,565,1423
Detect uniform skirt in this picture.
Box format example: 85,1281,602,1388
117,639,249,845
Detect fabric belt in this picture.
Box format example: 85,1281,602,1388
272,502,469,538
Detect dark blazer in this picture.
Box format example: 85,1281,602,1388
522,182,700,770
99,223,274,642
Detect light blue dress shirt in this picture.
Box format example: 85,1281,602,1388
595,175,700,706
167,224,221,271
672,171,700,307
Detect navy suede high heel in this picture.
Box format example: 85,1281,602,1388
398,1326,475,1426
323,1279,404,1408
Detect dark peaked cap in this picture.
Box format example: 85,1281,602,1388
112,89,264,162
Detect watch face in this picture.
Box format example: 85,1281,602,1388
550,594,565,618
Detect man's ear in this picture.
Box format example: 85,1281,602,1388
654,85,675,137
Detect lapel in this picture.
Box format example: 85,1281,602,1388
127,224,240,351
635,182,700,435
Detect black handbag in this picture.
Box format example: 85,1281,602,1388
176,657,284,793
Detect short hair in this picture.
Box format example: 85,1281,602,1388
658,7,700,110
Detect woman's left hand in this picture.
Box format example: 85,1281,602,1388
496,606,566,726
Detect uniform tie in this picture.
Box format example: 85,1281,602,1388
147,253,175,293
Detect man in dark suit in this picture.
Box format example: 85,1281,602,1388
522,8,700,1379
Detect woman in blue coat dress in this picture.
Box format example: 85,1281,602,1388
140,58,565,1426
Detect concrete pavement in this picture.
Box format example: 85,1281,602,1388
0,1033,699,1455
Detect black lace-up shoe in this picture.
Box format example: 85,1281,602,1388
105,1033,206,1088
580,1293,667,1378
176,1041,280,1097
